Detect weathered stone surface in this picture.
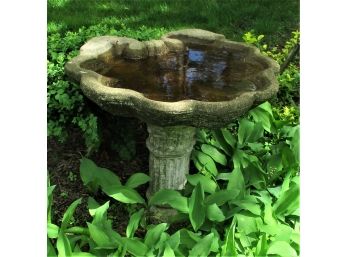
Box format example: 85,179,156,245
146,124,196,196
164,28,225,44
80,36,117,57
65,28,280,129
144,40,169,56
161,37,185,52
123,41,146,59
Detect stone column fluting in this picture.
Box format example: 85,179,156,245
146,124,196,197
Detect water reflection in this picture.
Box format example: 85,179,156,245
81,45,263,102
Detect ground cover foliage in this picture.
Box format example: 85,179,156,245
47,1,300,256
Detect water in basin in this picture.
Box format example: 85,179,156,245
81,45,265,102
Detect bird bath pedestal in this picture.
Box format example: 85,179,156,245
65,29,279,220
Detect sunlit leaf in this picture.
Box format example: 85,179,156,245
103,185,145,204
48,223,59,239
187,174,217,194
144,223,168,248
206,204,225,222
227,167,245,198
126,208,144,238
57,230,72,257
122,238,149,257
163,243,175,257
87,197,100,217
149,189,188,213
267,241,298,257
125,173,151,188
205,189,239,206
189,182,205,231
61,198,82,231
192,150,218,176
188,233,214,257
201,144,227,166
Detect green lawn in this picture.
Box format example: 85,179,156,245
48,0,299,45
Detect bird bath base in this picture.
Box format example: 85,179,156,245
146,124,196,197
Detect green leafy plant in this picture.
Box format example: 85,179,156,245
48,153,299,256
242,30,300,106
192,101,299,188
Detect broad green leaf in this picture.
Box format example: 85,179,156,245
48,185,56,223
290,125,300,163
267,241,298,257
61,198,82,231
71,253,97,257
267,186,282,199
274,224,293,242
87,222,115,249
126,208,144,238
103,185,145,204
291,224,300,246
255,234,268,257
259,223,292,240
232,149,249,169
254,190,272,205
243,163,266,189
189,182,205,231
279,172,291,197
221,128,237,148
205,189,240,206
163,243,175,257
210,228,221,253
92,201,109,225
232,200,261,216
187,174,217,194
211,130,233,156
188,233,214,257
48,239,57,257
239,231,253,248
216,172,231,181
274,183,300,217
192,150,218,176
122,238,149,257
221,218,238,257
57,231,72,257
80,157,121,192
247,142,264,152
235,211,262,235
201,144,227,166
144,223,168,248
264,203,277,225
249,101,274,132
87,197,100,217
179,229,201,249
125,173,151,188
48,223,59,239
238,119,263,145
206,204,225,222
227,167,245,198
167,231,180,250
149,189,188,213
196,129,208,143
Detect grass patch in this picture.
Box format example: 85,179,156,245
48,0,299,45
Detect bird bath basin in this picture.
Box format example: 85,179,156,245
65,29,279,199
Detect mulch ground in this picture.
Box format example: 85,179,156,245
48,119,149,236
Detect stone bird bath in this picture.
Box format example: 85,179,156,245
65,29,279,199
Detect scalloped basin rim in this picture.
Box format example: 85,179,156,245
65,29,279,128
